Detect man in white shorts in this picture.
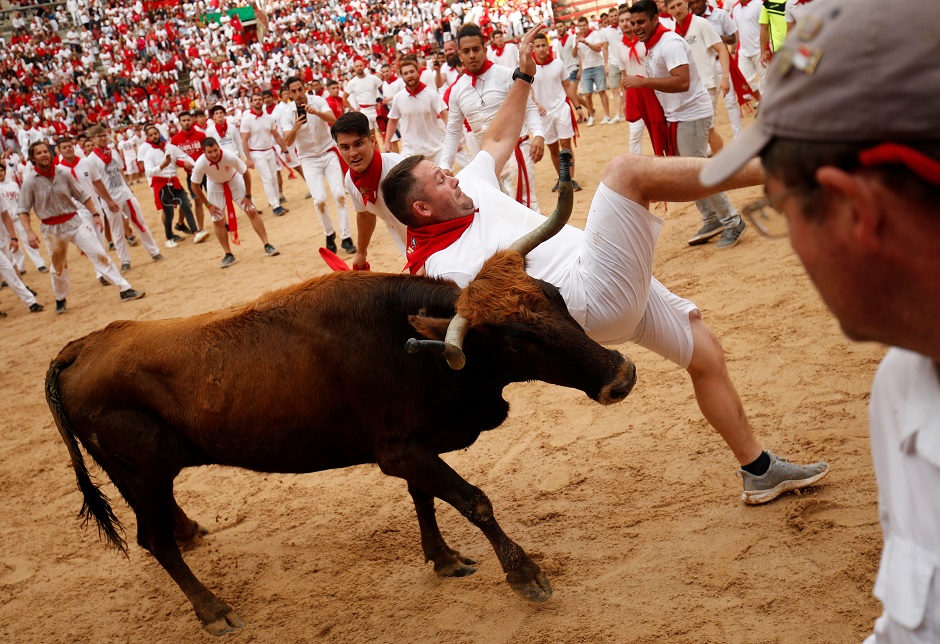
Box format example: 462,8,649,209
381,25,829,505
332,112,408,271
282,76,356,255
86,125,164,272
385,58,448,166
240,92,289,217
190,138,279,268
532,32,582,193
576,16,612,126
17,141,145,314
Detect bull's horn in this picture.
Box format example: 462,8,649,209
508,149,574,258
405,314,469,370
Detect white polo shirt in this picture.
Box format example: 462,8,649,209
345,152,408,257
645,31,712,122
388,85,447,157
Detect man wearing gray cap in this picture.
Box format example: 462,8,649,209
701,0,940,639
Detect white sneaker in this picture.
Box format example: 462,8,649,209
611,114,624,123
193,229,210,244
600,116,612,125
587,115,595,127
165,238,179,248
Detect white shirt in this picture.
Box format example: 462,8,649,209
279,95,337,159
118,135,138,162
441,63,544,171
205,117,245,157
553,33,579,73
345,152,408,257
425,151,585,318
382,77,406,105
679,14,723,89
602,25,623,67
785,0,814,26
344,73,383,108
239,110,278,151
576,30,606,69
191,149,246,192
388,85,447,157
612,36,648,78
85,150,133,202
531,58,569,115
866,349,940,640
646,31,712,122
488,42,520,69
731,0,763,57
141,142,195,180
0,179,21,214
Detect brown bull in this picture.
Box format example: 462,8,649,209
46,153,637,635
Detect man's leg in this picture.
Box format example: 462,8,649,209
0,246,38,308
323,154,352,241
676,118,742,234
252,151,281,211
301,157,335,237
124,195,162,258
628,119,644,155
172,187,199,234
104,205,131,269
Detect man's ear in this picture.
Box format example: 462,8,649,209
816,166,884,253
413,198,433,219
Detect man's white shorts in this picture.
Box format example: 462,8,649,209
540,103,576,146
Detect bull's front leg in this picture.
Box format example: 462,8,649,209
408,484,478,577
381,450,552,602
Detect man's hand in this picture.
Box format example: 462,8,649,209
240,197,255,211
245,157,254,169
761,50,772,66
517,24,543,78
622,75,647,89
719,77,730,95
107,199,119,213
208,204,223,219
352,251,369,270
26,229,39,249
529,136,545,163
536,103,547,117
9,238,18,253
92,216,103,233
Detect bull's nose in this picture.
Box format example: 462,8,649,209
598,361,637,405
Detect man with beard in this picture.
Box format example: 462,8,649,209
385,58,448,166
170,111,211,242
140,124,200,247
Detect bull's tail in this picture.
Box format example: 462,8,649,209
45,358,128,555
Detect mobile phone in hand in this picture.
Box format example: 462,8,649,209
296,103,307,119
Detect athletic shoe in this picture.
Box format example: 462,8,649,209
127,235,139,246
38,266,48,273
119,288,145,301
716,220,747,250
99,276,108,286
165,238,179,249
171,234,186,243
193,229,210,244
174,223,191,234
152,253,165,262
55,298,67,314
341,237,357,254
551,179,560,192
279,195,287,204
611,114,624,123
29,302,43,313
586,115,595,127
272,206,289,217
120,262,131,273
220,253,237,268
264,244,280,257
739,452,830,505
687,220,724,246
325,232,337,253
600,116,612,125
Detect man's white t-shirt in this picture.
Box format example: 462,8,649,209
344,73,383,108
346,152,409,257
612,37,648,78
388,85,447,157
731,0,763,57
239,111,278,151
190,149,247,192
86,151,134,203
279,95,336,158
577,30,606,69
645,31,712,122
680,15,723,90
206,117,244,157
531,58,569,115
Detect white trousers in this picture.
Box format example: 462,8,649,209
628,119,644,155
7,218,47,272
0,244,38,308
42,217,131,300
105,194,160,265
300,153,350,239
249,149,281,209
737,53,764,94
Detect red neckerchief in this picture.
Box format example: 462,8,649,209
622,34,641,63
534,50,554,65
149,140,165,152
214,119,228,138
34,163,56,179
645,23,671,51
490,43,505,57
265,104,275,114
674,12,694,37
250,108,264,117
349,148,383,205
59,155,80,178
93,146,113,165
560,33,570,47
404,210,476,274
658,12,672,20
466,59,493,87
386,74,398,82
406,81,427,97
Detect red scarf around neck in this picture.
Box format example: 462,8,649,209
214,119,228,138
349,148,383,205
466,59,493,87
622,35,642,64
560,33,571,46
386,74,399,83
404,210,476,274
645,23,671,51
265,104,276,114
94,147,113,166
534,50,554,65
34,163,56,179
406,81,427,97
674,12,694,37
490,43,505,57
58,155,80,178
250,108,264,117
150,140,165,151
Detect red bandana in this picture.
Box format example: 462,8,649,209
645,23,671,51
349,149,383,205
490,44,505,57
622,35,641,64
214,119,228,138
534,50,554,65
404,210,476,274
674,12,694,37
658,12,672,20
94,147,113,166
250,108,264,117
560,33,571,47
265,104,275,114
406,81,427,97
34,163,56,179
466,59,494,87
386,74,399,82
58,155,80,178
149,140,165,152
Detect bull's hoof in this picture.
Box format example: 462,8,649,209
203,609,245,636
177,523,209,550
435,559,477,578
507,571,553,603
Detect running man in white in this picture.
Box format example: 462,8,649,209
282,76,356,255
0,163,47,275
344,58,384,149
189,138,279,269
240,92,290,217
86,125,163,272
385,58,448,166
59,137,112,284
0,206,44,315
531,32,582,192
17,141,145,314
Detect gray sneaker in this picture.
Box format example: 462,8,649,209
716,220,747,249
688,220,724,245
220,253,237,268
739,452,830,505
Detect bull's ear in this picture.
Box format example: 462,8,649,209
408,315,450,341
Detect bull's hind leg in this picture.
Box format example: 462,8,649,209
114,474,244,635
172,495,208,547
408,485,478,577
383,450,552,602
